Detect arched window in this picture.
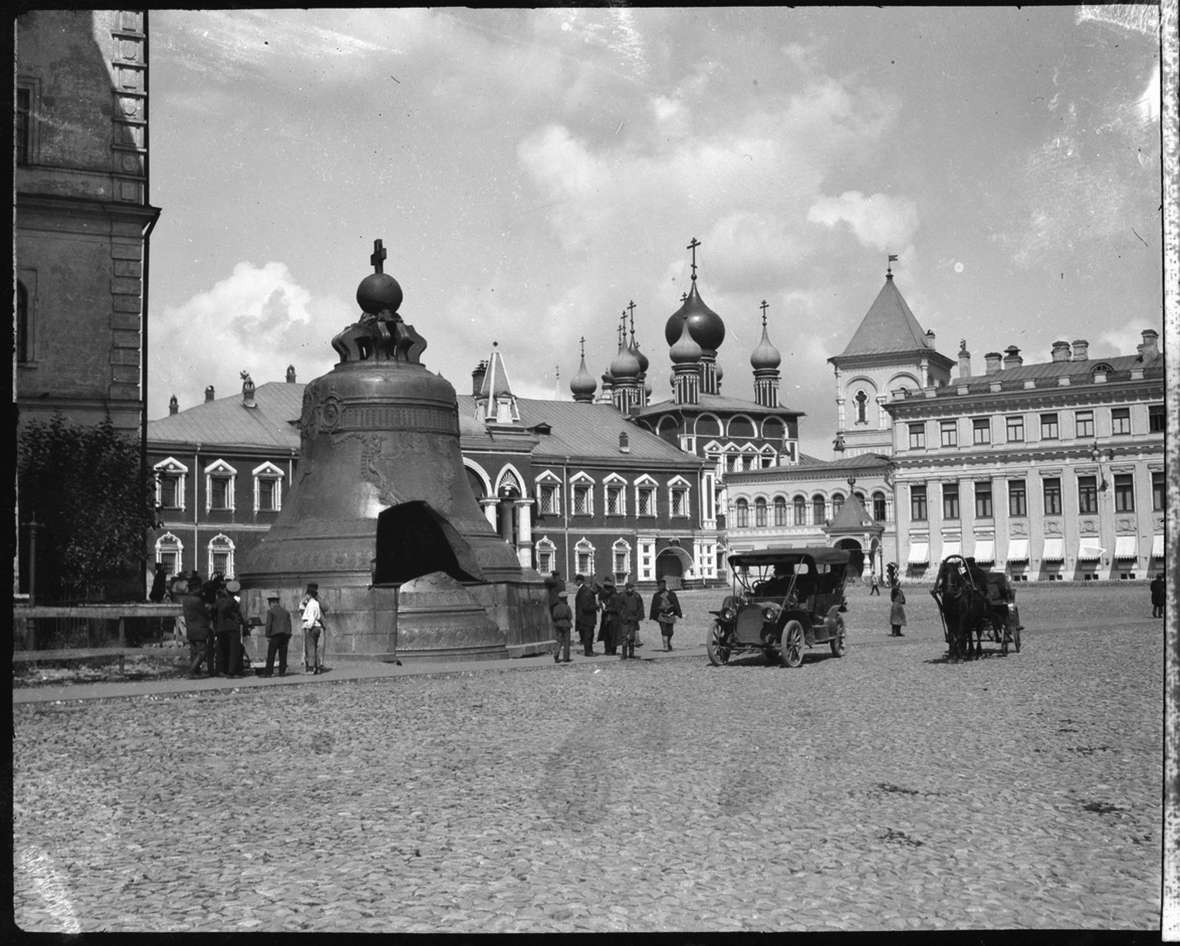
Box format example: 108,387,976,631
574,538,596,578
207,534,235,578
793,495,807,526
812,494,826,524
855,390,868,423
773,496,787,526
831,492,845,516
872,490,887,522
734,498,750,528
754,497,767,527
155,533,183,579
534,537,556,575
612,539,631,582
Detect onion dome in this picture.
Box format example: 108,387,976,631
664,280,725,351
670,317,703,364
633,341,650,375
750,320,782,370
610,343,642,380
569,348,597,399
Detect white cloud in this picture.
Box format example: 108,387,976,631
807,190,920,252
152,262,351,416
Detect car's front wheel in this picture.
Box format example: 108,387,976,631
706,623,731,666
780,620,804,668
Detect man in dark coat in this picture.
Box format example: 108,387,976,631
618,581,644,660
597,576,619,655
649,578,683,651
1151,573,1165,618
179,579,214,677
262,593,293,676
213,583,248,677
573,573,599,656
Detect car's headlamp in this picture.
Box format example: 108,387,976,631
720,607,736,623
762,604,780,623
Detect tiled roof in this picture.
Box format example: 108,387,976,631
635,392,803,418
148,382,302,450
836,276,934,358
917,350,1163,399
150,381,701,469
726,451,891,481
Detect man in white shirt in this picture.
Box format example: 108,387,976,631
300,582,325,674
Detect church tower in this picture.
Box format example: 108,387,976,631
663,238,726,396
750,300,782,408
569,336,597,403
827,261,954,457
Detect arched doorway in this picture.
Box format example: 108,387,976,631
656,544,694,588
834,538,864,577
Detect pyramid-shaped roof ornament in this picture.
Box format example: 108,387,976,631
835,269,933,359
827,491,881,533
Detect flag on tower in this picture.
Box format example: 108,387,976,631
888,254,899,262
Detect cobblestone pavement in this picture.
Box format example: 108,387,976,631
13,584,1164,932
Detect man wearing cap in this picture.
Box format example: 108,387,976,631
619,581,645,660
301,583,325,674
597,576,619,655
213,580,249,677
551,590,573,663
262,593,293,677
649,578,683,651
573,574,599,656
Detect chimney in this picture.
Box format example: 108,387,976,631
471,360,488,397
984,352,1003,374
1140,328,1160,361
957,339,972,378
241,372,256,408
1051,340,1071,362
204,385,215,402
925,329,936,348
1071,339,1089,361
1003,345,1023,369
618,431,630,454
168,394,179,415
286,365,296,383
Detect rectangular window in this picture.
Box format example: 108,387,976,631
605,483,624,516
972,418,991,445
539,483,559,514
910,485,928,522
1006,416,1024,442
974,482,993,519
211,477,231,510
1040,413,1059,440
212,551,229,575
670,486,687,517
942,483,960,520
1008,479,1027,517
537,549,553,574
939,420,958,448
1149,404,1165,433
1111,407,1131,436
1077,475,1098,515
1114,474,1134,512
1075,410,1094,439
572,483,591,515
258,478,277,512
637,486,655,516
159,550,179,577
1042,477,1062,516
613,550,627,575
160,476,180,509
873,495,887,522
576,550,593,575
908,423,926,449
1154,471,1165,512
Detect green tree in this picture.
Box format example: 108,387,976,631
18,414,158,602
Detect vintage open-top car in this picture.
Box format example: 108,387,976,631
708,546,850,667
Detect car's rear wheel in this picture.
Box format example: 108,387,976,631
780,620,804,668
829,613,846,657
706,623,730,666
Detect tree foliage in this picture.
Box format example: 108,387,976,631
18,414,157,602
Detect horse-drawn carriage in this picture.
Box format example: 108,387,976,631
930,554,1022,659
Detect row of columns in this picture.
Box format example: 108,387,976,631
480,496,534,569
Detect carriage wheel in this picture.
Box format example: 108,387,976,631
1014,624,1021,653
706,623,730,666
1001,626,1010,656
780,620,805,668
829,613,846,657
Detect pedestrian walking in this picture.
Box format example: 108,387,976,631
1151,573,1165,618
649,578,683,651
574,573,599,656
597,576,619,655
179,579,213,677
551,591,573,663
889,580,907,637
619,581,644,660
869,572,881,596
301,583,326,674
262,593,293,676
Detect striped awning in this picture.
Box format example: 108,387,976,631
1007,539,1029,562
1077,542,1105,562
907,542,929,565
973,540,995,563
1152,534,1165,559
1114,536,1139,561
941,540,961,560
1041,538,1065,562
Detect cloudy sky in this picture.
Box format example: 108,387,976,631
147,6,1163,458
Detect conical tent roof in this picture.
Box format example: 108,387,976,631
837,276,932,358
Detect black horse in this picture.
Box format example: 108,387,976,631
931,555,990,659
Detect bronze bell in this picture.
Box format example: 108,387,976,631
239,239,548,662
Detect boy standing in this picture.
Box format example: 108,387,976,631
551,590,573,663
263,594,293,676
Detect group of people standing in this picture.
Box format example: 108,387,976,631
545,572,684,662
176,573,325,678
